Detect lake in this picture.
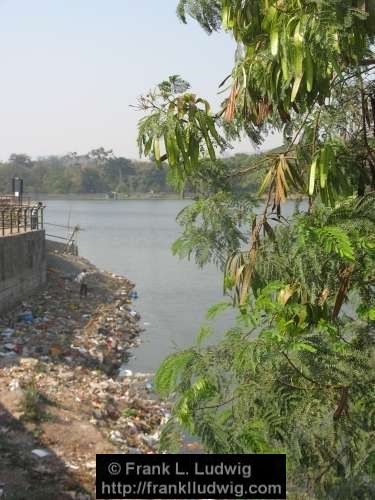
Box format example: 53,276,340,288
43,198,303,372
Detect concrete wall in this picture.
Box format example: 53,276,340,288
0,230,46,313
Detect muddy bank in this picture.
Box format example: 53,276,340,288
0,241,169,499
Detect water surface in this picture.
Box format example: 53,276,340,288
44,199,231,371
44,199,303,372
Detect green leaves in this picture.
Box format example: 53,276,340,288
137,76,226,186
357,305,375,321
307,142,352,205
196,325,214,346
222,1,233,30
305,50,314,92
313,226,355,261
270,26,279,57
206,302,232,320
154,350,197,397
153,137,161,163
226,0,374,124
145,4,375,496
290,341,317,353
195,111,216,161
293,21,303,50
172,192,254,269
309,157,317,196
291,74,303,103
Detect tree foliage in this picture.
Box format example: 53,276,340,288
0,151,175,196
137,1,375,497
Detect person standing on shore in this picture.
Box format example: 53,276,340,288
76,269,89,298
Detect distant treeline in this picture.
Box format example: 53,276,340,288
0,148,263,196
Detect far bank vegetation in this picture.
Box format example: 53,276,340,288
0,149,266,197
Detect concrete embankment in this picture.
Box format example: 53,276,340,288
0,241,169,499
0,230,46,314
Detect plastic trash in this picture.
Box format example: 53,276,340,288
109,430,126,444
118,368,133,379
18,311,34,323
127,446,142,454
0,249,172,475
32,449,50,458
145,382,153,392
1,328,14,338
66,462,80,470
9,379,20,391
4,343,16,351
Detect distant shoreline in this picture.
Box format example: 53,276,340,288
27,192,193,201
28,192,305,202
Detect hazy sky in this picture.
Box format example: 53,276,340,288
0,0,282,161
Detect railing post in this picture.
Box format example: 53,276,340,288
0,202,45,236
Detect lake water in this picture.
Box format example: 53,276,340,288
43,198,303,372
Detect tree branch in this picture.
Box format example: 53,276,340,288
359,74,375,189
197,396,236,411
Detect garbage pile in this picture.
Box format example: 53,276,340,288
1,361,170,455
0,250,170,496
0,270,142,376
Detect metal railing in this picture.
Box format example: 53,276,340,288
0,195,32,206
45,223,80,254
0,205,44,236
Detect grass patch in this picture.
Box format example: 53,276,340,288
19,379,51,422
122,408,137,418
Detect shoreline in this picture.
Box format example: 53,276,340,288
0,241,169,498
28,192,194,201
28,192,306,203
